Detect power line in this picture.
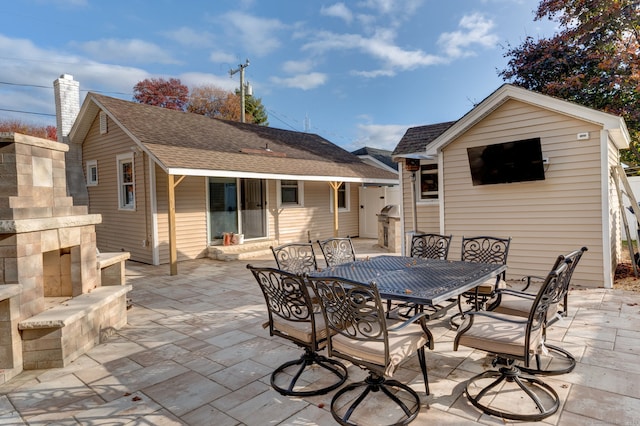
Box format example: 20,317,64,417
0,108,55,117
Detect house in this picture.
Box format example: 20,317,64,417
65,89,398,266
392,84,631,288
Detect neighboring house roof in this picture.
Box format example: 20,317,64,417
392,121,456,158
69,93,398,184
351,146,399,173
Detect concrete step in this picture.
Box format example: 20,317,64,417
208,239,277,261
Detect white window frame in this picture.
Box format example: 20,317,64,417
86,160,98,186
277,179,304,207
116,153,135,210
329,182,351,213
417,163,439,202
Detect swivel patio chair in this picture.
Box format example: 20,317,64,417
387,233,452,318
317,236,356,268
271,242,318,275
247,265,348,396
491,246,588,375
453,259,570,421
307,275,434,426
450,235,511,328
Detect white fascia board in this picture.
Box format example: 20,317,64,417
425,84,632,155
166,168,399,185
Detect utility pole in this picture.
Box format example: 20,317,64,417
229,59,250,123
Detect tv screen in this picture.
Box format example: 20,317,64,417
467,138,545,186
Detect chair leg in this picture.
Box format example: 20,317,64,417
464,364,560,421
517,343,576,376
271,348,348,397
330,372,421,426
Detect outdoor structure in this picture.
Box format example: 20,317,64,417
0,132,131,384
66,83,397,268
351,147,401,239
392,84,631,288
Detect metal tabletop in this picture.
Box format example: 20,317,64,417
310,255,507,306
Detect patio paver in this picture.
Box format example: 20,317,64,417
0,239,638,425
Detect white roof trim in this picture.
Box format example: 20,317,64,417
166,168,398,184
425,84,630,155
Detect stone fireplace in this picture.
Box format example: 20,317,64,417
0,132,130,384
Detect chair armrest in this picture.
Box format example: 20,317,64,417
520,275,545,291
387,312,435,350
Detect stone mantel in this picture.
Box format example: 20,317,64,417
0,214,102,234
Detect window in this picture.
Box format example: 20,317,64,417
419,164,438,200
86,160,98,186
278,179,304,207
116,153,135,210
330,182,350,212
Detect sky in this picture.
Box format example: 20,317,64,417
0,0,557,152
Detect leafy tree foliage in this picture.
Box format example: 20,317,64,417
133,78,189,110
500,0,640,165
0,119,57,140
244,92,269,126
187,85,241,120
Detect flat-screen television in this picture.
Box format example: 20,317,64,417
467,137,545,186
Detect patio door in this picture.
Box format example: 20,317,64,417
240,178,266,239
208,177,267,242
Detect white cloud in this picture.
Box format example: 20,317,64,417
179,72,238,91
282,59,314,74
270,73,328,90
303,30,444,70
350,69,396,78
209,50,237,64
222,12,284,57
164,27,214,48
438,13,499,58
350,122,410,151
75,38,179,65
321,3,354,24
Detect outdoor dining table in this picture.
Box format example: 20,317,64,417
310,255,507,317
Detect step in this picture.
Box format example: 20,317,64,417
208,239,277,261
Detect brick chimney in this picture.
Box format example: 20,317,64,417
54,74,88,205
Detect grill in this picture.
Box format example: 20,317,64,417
378,204,400,247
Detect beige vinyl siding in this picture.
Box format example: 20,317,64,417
400,167,440,233
155,169,208,264
273,181,359,243
441,99,605,286
83,113,152,263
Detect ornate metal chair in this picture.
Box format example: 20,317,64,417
453,259,570,421
317,237,356,268
410,233,452,259
307,275,434,426
247,265,348,396
387,233,453,318
270,242,318,275
491,246,588,375
450,236,511,328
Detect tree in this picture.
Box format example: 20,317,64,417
187,84,269,125
187,85,240,120
133,78,189,110
499,0,640,165
0,119,57,140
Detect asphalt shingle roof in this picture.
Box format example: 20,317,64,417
351,146,398,171
88,93,397,182
392,121,456,156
